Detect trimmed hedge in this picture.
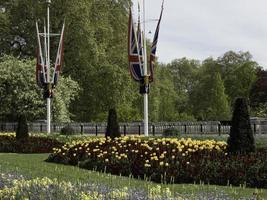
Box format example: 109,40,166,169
0,135,63,153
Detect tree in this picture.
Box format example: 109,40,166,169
52,76,80,122
227,98,255,154
0,55,79,122
189,59,230,121
249,69,267,109
0,0,132,122
217,51,259,104
166,58,200,120
106,108,120,139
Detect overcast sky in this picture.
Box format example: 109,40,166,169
132,0,267,68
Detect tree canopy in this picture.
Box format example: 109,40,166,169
0,1,264,122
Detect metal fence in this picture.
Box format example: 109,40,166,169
1,120,267,136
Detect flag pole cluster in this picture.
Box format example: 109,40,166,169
128,2,163,94
36,21,65,99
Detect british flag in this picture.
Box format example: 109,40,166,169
52,23,65,86
35,21,46,88
149,6,163,83
36,47,46,88
128,8,143,82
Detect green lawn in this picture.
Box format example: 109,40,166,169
0,153,266,199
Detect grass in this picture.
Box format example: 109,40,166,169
0,153,266,199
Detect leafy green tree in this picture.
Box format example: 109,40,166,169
0,55,44,121
0,0,132,122
52,76,80,122
249,69,267,109
166,58,199,119
217,51,259,104
189,59,230,120
0,55,79,122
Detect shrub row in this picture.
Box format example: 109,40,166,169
0,134,63,153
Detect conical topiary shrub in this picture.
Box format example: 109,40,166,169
227,98,255,154
16,114,29,141
106,108,120,139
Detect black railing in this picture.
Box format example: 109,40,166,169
2,121,264,136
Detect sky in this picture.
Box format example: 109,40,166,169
132,0,267,68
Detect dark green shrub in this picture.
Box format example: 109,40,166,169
60,124,75,136
106,108,120,139
227,98,255,154
16,114,29,141
163,128,180,137
0,135,63,153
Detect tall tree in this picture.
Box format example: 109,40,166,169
217,51,259,104
0,0,132,122
189,59,230,121
166,58,200,117
0,55,79,122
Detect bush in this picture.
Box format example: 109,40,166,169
163,128,180,137
60,124,75,136
0,134,63,153
105,108,120,139
16,114,29,141
227,98,255,154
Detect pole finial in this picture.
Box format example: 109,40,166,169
46,0,51,4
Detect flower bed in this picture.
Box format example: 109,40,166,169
0,133,63,153
47,136,267,188
0,173,239,200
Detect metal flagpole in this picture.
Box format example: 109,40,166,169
143,0,149,136
46,0,51,134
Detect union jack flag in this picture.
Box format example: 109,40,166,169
128,8,143,82
36,21,46,88
149,5,163,83
137,4,143,64
36,47,46,88
52,23,65,86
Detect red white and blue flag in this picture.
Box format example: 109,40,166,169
128,8,143,82
149,5,163,83
35,22,46,88
137,4,143,65
52,23,65,86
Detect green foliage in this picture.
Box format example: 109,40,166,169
190,59,231,120
0,55,44,121
0,134,63,153
52,76,80,122
163,128,180,137
60,124,75,136
16,114,29,141
218,51,259,104
0,0,261,122
166,58,200,116
251,102,267,118
0,55,79,122
227,98,256,154
106,108,120,139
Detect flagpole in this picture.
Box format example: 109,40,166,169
46,0,51,134
143,0,149,136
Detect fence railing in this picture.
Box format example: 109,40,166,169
1,121,266,136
